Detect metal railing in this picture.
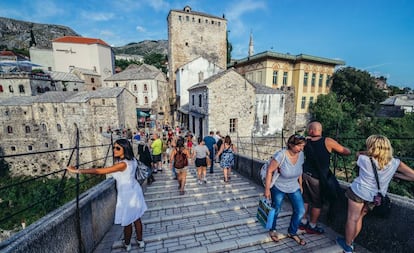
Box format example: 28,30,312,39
0,128,114,245
235,134,414,197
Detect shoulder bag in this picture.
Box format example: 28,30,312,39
369,157,392,218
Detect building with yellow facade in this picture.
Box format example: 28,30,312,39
230,51,345,127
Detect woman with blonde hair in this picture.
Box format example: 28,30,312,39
337,135,414,253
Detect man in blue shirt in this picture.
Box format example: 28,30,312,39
203,131,217,173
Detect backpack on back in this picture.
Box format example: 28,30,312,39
174,148,188,169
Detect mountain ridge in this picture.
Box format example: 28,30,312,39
0,17,167,57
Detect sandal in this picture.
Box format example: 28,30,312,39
269,231,280,243
287,233,306,246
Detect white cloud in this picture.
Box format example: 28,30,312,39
136,26,146,33
147,0,170,11
100,30,116,37
225,0,266,37
80,11,115,22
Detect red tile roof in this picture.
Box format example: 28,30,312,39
53,36,110,47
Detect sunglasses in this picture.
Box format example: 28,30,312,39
114,146,122,151
295,135,306,140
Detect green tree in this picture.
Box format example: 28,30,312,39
309,93,348,136
143,52,167,73
115,59,141,71
331,67,387,117
0,147,10,178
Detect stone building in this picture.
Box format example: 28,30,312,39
187,68,257,139
0,87,137,176
52,36,115,81
70,67,102,90
230,51,345,130
103,64,170,127
47,71,85,92
0,72,55,98
175,56,223,127
167,5,227,123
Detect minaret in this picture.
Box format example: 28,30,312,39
248,31,254,57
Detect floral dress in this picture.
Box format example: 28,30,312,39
220,145,235,169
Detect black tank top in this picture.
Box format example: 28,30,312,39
303,137,331,179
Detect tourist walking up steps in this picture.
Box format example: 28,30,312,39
138,140,155,185
203,131,217,174
264,135,307,246
336,135,414,253
67,139,147,251
300,121,351,234
170,138,191,195
215,135,237,182
151,133,163,173
193,137,210,184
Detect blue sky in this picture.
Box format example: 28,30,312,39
1,0,413,89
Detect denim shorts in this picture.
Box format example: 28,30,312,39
345,187,375,210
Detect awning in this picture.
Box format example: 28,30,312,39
0,60,42,67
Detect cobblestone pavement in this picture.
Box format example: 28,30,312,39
93,163,371,253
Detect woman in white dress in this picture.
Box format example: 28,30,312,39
67,138,147,251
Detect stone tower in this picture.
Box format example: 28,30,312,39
167,6,227,115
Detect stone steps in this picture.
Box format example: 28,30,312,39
106,164,366,252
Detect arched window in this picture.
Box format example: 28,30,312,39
7,126,13,133
198,94,202,107
134,84,137,91
25,125,31,133
0,85,4,92
135,97,138,104
144,84,147,91
91,77,95,83
144,96,148,104
9,85,14,93
57,124,62,132
102,99,105,105
41,123,47,132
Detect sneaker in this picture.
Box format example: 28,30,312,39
198,180,202,185
137,240,145,248
336,237,353,253
122,240,131,251
305,224,325,234
203,179,207,184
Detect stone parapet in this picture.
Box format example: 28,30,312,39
0,179,116,253
234,154,414,253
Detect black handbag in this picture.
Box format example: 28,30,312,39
369,157,392,218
